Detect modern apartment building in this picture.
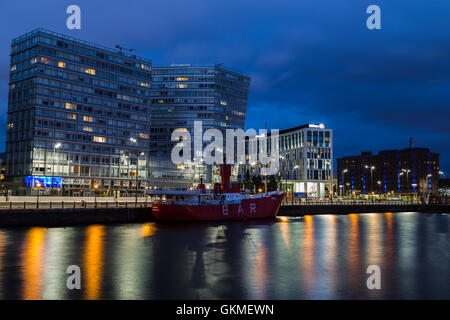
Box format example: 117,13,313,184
150,64,250,189
6,29,153,195
242,123,333,198
337,147,441,195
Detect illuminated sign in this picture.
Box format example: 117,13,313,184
308,123,325,129
25,176,63,188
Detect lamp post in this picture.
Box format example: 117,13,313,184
401,169,411,194
52,142,61,195
36,181,41,209
129,137,145,208
365,165,375,194
94,184,98,207
341,169,348,197
377,180,381,195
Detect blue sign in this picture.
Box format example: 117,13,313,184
25,176,62,188
293,192,307,199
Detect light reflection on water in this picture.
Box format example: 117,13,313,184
0,212,448,300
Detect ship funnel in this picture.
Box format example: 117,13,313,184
220,164,231,191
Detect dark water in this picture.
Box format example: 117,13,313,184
0,212,448,300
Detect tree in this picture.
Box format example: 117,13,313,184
252,175,263,192
243,170,253,191
268,175,278,192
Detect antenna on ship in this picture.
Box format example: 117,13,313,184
264,122,268,195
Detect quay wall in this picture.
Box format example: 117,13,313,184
0,204,448,228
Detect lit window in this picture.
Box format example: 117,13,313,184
10,65,16,72
40,57,48,64
93,136,106,143
58,61,66,68
83,116,93,122
140,82,149,87
9,84,15,90
220,100,227,105
225,115,229,120
176,77,188,81
7,122,14,129
176,84,187,88
71,114,77,120
139,133,149,139
65,102,76,110
85,68,96,75
30,57,37,64
83,126,93,132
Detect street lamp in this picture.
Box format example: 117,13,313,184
129,137,145,207
401,169,411,194
36,181,41,209
341,169,348,197
365,165,375,194
94,184,99,207
377,180,381,195
52,142,61,195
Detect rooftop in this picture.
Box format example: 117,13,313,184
11,28,152,64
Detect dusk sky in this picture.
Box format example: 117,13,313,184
0,0,449,171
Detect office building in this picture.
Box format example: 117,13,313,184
6,29,152,195
5,29,251,194
150,64,250,189
242,123,333,198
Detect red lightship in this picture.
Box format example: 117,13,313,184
149,164,285,222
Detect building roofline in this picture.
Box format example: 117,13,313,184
337,147,437,160
154,63,251,78
11,28,152,64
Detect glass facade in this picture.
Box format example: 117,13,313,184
7,29,152,195
6,29,251,194
242,124,333,198
149,64,250,189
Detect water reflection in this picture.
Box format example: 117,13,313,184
347,214,361,296
0,231,5,299
22,228,46,300
83,225,104,300
0,212,447,300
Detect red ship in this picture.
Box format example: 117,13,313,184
149,164,285,222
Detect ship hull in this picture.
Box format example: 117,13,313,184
151,193,284,222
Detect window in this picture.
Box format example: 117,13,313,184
83,126,93,132
7,122,14,129
93,136,106,143
85,68,96,75
139,133,149,139
176,84,187,88
30,57,37,64
83,116,93,122
10,65,16,72
140,82,149,87
220,100,227,105
40,57,48,64
176,77,188,81
65,102,76,110
58,61,66,68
